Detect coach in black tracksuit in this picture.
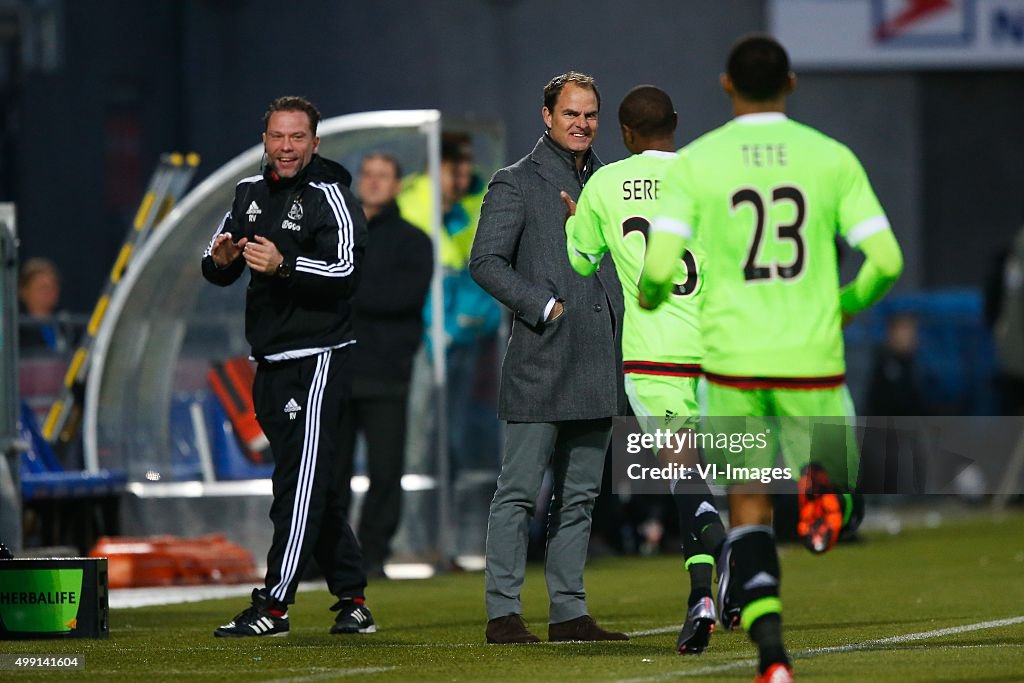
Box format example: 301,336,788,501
203,96,373,638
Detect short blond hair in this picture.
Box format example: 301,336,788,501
19,257,60,290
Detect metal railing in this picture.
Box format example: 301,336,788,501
0,203,23,550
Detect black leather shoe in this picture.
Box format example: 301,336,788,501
548,615,629,642
486,614,541,644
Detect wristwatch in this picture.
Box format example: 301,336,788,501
276,260,292,279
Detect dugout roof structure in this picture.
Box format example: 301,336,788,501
83,110,504,487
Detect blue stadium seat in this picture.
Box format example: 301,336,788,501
18,402,127,500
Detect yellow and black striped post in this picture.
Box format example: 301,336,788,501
42,152,201,452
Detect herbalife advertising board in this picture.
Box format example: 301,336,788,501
0,569,82,634
0,559,108,639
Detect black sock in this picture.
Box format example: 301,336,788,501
699,517,727,560
750,613,789,673
727,525,787,672
685,561,713,606
672,479,726,554
728,526,781,604
681,525,713,606
674,481,724,606
671,476,721,528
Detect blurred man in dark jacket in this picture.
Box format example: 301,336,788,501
339,152,433,576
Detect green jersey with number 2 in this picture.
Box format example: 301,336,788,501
566,150,702,367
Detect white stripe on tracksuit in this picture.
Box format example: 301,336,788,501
259,339,356,363
300,182,354,277
203,175,261,257
269,349,332,602
203,211,232,257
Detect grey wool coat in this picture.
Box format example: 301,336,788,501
470,134,625,422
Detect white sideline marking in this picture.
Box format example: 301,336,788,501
627,625,682,638
809,615,1024,652
864,643,1022,651
110,581,321,609
262,666,396,682
616,615,1024,682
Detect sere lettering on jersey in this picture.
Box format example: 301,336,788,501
622,178,660,201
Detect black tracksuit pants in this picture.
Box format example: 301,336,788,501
253,347,366,605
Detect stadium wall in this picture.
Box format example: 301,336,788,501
9,0,1024,312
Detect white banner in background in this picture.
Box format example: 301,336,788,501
768,0,1024,69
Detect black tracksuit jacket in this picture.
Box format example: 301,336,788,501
202,155,368,360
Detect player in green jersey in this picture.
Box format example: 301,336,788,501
640,35,903,683
562,85,727,655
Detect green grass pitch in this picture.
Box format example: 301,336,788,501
2,511,1023,681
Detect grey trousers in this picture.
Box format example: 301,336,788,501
484,418,612,623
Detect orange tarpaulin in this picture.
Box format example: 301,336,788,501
89,534,258,589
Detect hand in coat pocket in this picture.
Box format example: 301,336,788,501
546,300,566,323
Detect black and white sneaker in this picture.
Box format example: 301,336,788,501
330,598,376,634
214,588,289,638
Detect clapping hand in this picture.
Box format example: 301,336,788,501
210,232,247,268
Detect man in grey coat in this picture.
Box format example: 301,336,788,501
470,71,627,644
